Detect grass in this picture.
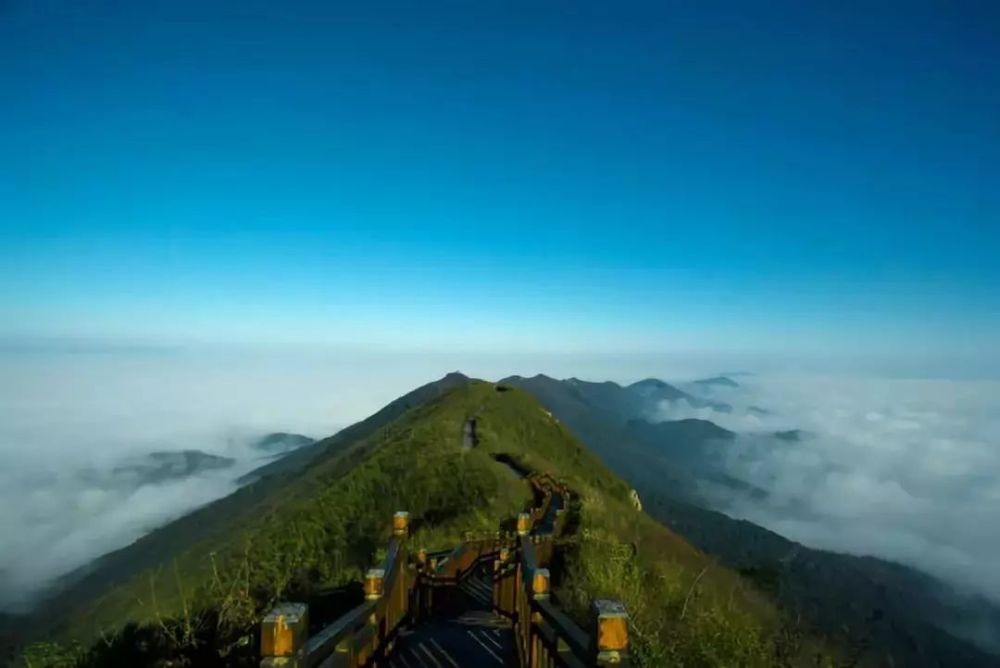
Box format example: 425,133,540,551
20,379,837,667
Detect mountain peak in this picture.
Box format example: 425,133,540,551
627,417,735,441
629,378,669,389
691,376,740,388
497,373,557,386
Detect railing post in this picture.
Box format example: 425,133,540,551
528,569,550,667
531,568,550,600
389,510,411,634
493,545,516,615
260,602,308,668
413,547,427,622
393,510,410,538
592,599,630,666
365,568,385,600
492,546,504,611
517,512,532,536
363,567,386,664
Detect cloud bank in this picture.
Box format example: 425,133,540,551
657,375,1000,607
0,348,366,610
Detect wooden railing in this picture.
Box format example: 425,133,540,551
493,476,631,667
259,512,414,668
260,473,631,667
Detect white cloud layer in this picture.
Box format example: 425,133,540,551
0,348,366,610
5,344,997,621
659,375,1000,606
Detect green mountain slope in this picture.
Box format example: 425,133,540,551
110,450,235,486
30,373,476,633
628,417,734,442
500,374,724,503
237,371,472,484
20,377,829,667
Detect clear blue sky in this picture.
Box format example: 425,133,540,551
2,1,998,368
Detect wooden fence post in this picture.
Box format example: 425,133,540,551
493,547,505,612
531,568,550,600
365,568,385,600
527,569,550,667
393,511,410,538
260,602,308,668
517,512,532,536
592,599,630,665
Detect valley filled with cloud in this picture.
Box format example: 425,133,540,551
660,375,1000,607
0,349,346,610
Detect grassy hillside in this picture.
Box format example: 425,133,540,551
237,371,472,484
472,387,805,665
28,372,475,629
499,374,711,502
21,377,831,666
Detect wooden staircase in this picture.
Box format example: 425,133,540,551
259,472,631,667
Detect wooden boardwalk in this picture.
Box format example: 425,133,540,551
388,572,516,667
260,468,632,667
388,609,516,668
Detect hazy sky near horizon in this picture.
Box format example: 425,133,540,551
2,1,998,373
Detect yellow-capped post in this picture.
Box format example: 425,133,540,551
517,512,532,536
393,510,410,538
365,568,385,600
592,599,630,665
260,602,308,668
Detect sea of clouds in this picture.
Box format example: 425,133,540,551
0,348,358,610
658,375,1000,609
4,343,998,626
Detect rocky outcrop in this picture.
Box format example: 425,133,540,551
629,488,642,511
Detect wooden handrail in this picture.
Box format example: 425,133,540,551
260,515,413,668
301,599,375,666
261,471,631,668
535,598,592,659
495,477,633,667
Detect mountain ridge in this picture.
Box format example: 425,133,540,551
690,376,740,389
18,375,827,667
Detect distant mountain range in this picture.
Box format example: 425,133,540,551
497,374,742,504
499,373,1000,666
109,450,236,486
250,431,315,455
689,375,741,389
80,432,317,491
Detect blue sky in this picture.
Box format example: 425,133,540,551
2,1,998,369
